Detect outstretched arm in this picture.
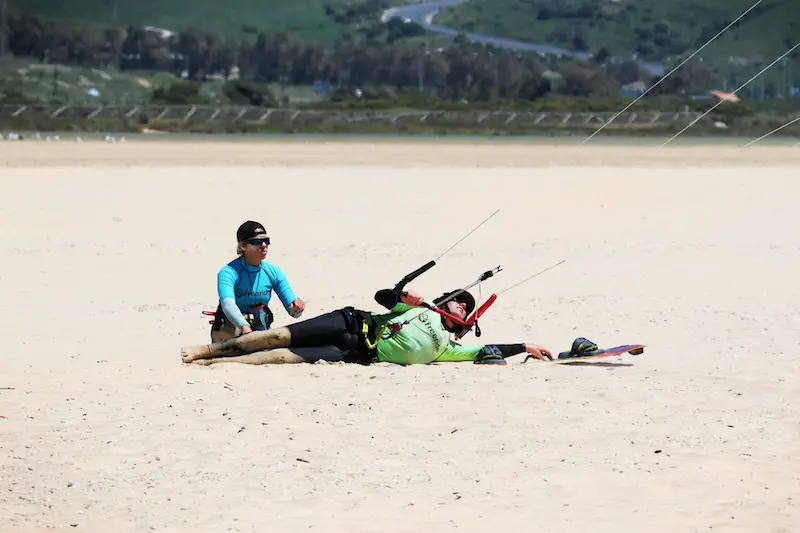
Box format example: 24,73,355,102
435,342,552,363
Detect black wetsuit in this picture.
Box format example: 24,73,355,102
282,307,377,364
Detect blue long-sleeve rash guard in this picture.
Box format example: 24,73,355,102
217,257,298,328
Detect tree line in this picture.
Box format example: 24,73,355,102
3,8,722,103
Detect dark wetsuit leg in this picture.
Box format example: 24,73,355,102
284,309,368,363
285,310,351,347
288,346,347,363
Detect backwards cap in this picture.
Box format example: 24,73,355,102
237,220,266,242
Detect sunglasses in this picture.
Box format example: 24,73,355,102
247,237,271,247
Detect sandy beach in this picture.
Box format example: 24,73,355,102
1,139,799,533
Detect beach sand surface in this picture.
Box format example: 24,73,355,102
1,140,799,533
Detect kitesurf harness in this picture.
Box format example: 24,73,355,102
203,303,274,332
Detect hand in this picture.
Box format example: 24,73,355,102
239,325,253,335
289,298,305,317
400,290,424,307
525,343,553,361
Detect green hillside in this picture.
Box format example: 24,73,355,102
436,0,799,64
0,55,324,106
11,0,402,43
0,56,176,105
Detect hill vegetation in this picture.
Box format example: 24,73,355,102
1,0,797,129
1,6,673,107
18,0,800,66
436,0,800,64
11,0,410,43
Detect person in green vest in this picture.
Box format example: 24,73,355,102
180,285,553,366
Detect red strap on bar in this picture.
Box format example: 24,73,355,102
473,294,497,321
430,293,498,327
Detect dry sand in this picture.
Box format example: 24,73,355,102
1,139,799,533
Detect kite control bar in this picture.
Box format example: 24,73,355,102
376,208,500,309
429,266,500,311
382,263,503,340
385,258,566,340
420,265,502,340
370,208,564,341
374,259,439,310
394,260,436,294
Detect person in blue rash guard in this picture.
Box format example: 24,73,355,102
209,220,306,342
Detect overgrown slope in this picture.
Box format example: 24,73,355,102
11,0,401,43
436,0,799,64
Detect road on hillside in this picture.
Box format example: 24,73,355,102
383,0,665,76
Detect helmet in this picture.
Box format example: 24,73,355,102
433,289,476,316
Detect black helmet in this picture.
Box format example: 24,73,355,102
433,289,476,316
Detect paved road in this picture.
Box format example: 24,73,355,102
383,0,665,76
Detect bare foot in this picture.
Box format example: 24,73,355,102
181,344,211,363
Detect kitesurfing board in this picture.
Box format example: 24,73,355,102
531,343,646,364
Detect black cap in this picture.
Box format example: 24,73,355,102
434,289,476,316
236,220,266,242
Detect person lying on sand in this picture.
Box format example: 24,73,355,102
208,220,305,342
181,285,552,366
